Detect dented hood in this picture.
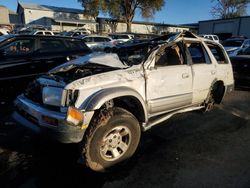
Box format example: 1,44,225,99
49,52,129,73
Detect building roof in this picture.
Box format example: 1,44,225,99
97,17,195,29
199,15,250,23
19,2,83,14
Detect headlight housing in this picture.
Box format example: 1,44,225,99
42,87,64,106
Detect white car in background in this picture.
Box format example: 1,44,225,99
222,38,250,57
0,28,10,36
82,35,118,52
109,33,134,42
200,34,220,43
31,30,55,36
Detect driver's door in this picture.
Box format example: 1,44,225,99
146,42,193,115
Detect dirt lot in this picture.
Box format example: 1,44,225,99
0,90,249,188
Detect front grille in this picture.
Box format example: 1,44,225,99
24,80,43,104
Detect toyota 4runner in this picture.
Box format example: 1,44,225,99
13,31,234,172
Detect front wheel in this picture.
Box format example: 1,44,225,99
81,107,141,172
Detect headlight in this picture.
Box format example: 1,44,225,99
42,87,64,106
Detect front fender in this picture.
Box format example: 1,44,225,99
79,87,148,122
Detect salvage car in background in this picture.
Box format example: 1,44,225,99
109,33,134,42
13,31,234,172
230,46,250,88
0,35,91,107
223,38,250,57
82,35,118,52
199,34,220,43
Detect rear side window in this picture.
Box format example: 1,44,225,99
1,39,35,55
110,35,129,39
72,32,81,37
118,35,129,39
213,36,219,40
39,39,66,53
35,32,44,35
186,42,211,64
45,32,52,35
65,39,90,51
206,42,228,64
93,37,107,42
208,36,213,40
83,37,92,42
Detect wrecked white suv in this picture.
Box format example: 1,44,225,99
13,31,234,172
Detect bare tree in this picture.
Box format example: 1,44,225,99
211,0,250,19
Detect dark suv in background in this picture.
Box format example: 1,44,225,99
0,35,91,108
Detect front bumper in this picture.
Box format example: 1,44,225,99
12,95,94,143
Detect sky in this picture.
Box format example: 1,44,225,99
1,0,250,24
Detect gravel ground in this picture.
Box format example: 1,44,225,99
0,90,249,188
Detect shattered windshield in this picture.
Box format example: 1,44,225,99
115,33,179,66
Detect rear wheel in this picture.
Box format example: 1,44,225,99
204,83,225,112
81,107,141,172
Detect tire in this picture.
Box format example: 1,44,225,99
81,107,141,172
204,83,224,112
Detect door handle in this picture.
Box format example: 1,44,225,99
182,73,189,79
211,70,216,75
46,60,54,64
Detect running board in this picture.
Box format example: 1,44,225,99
142,106,205,131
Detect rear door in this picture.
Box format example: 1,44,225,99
184,40,217,103
32,38,68,74
146,42,193,115
205,41,234,86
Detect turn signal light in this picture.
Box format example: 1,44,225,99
66,107,84,126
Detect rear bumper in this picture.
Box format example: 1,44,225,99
12,95,93,143
225,83,234,94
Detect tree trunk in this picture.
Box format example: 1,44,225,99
126,21,132,33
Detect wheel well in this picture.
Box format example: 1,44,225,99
101,96,146,123
212,81,225,104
